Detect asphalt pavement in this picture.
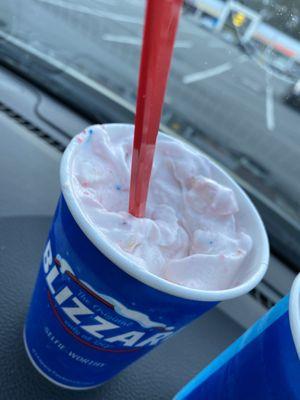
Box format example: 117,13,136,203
0,0,300,222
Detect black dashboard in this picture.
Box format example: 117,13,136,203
0,65,294,399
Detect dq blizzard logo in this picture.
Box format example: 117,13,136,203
43,241,174,350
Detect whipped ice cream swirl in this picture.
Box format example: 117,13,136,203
67,125,252,291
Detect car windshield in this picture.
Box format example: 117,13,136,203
0,0,299,267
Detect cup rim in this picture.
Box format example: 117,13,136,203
289,273,300,358
60,123,269,302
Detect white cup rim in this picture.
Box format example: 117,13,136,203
60,123,269,302
289,273,300,358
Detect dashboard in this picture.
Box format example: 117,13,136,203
0,65,295,399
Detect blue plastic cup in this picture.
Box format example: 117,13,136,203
24,124,269,390
175,274,300,400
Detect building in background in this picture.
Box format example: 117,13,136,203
184,0,300,79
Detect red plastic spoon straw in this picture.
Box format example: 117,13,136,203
129,0,183,218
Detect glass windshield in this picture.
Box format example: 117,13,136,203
0,0,300,265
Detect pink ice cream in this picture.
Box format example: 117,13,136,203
64,124,253,291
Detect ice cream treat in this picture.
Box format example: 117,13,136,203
24,124,268,389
